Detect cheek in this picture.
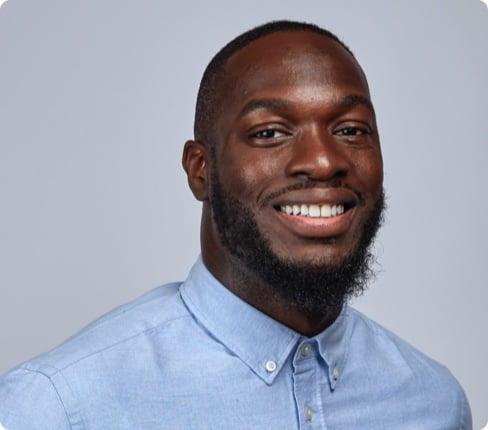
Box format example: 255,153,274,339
220,152,282,198
354,152,383,194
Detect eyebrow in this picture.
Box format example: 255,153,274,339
237,94,374,118
238,98,292,117
338,94,374,110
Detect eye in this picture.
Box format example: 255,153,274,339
251,129,289,139
247,126,292,147
335,126,371,137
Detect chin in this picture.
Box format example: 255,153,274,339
272,238,361,268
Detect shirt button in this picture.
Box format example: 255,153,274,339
305,406,313,421
332,367,340,380
300,343,311,357
265,360,277,372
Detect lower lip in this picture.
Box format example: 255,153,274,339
275,208,354,238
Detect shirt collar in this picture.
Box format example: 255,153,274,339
180,257,351,389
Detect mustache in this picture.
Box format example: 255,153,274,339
260,179,363,208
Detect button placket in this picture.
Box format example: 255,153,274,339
292,341,326,428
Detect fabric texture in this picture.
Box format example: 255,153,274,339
0,258,472,429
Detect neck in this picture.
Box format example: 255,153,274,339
202,251,343,337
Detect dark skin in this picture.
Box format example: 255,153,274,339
183,31,383,336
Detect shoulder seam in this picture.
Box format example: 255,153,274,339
23,314,191,376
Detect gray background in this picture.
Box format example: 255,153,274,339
0,0,486,427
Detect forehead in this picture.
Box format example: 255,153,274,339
220,30,369,104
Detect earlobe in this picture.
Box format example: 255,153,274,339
182,140,210,201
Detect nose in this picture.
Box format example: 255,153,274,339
284,126,350,181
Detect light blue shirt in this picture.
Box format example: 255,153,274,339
0,258,471,429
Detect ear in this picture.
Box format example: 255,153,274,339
182,140,210,201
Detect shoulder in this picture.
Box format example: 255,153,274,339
345,307,472,428
22,282,188,374
347,306,452,377
0,282,190,425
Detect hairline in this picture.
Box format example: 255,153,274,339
194,21,363,144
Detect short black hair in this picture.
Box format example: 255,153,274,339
193,20,355,143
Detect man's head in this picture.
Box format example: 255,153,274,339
194,20,358,146
183,21,384,316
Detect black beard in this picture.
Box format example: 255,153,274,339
209,167,385,314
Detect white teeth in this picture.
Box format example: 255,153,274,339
321,205,331,217
280,204,345,218
309,205,320,217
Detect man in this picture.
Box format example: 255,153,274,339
0,20,471,429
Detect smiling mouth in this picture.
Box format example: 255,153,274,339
279,204,346,218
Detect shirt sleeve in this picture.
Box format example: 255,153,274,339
0,367,72,429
